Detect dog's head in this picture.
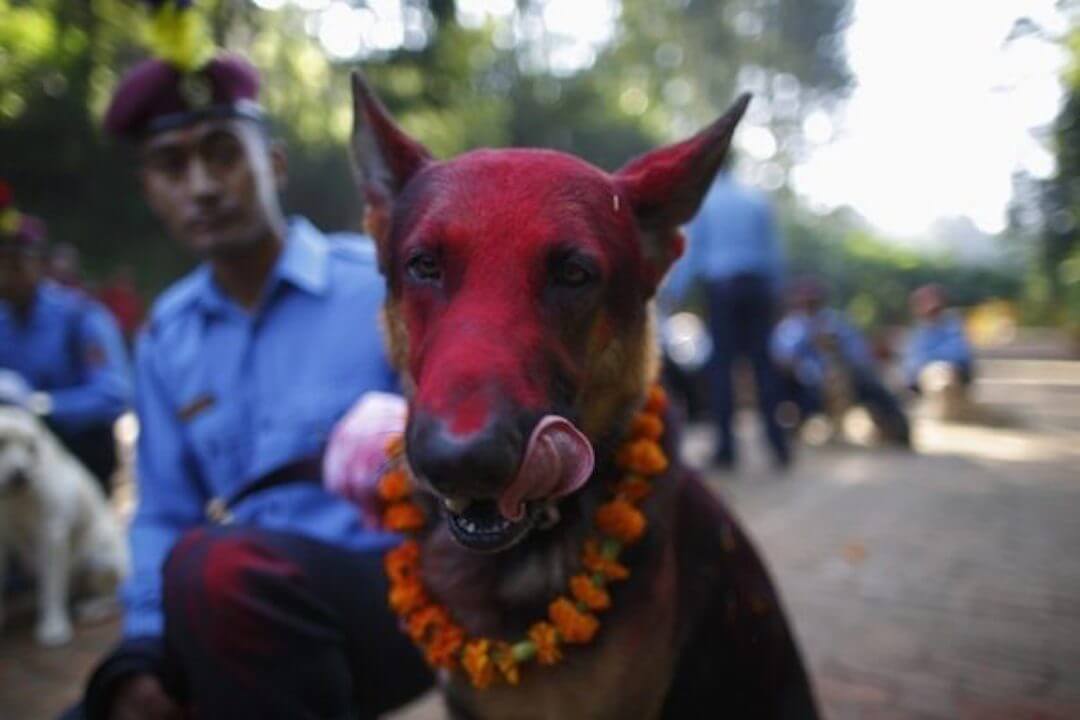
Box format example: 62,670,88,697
351,74,748,551
0,408,41,494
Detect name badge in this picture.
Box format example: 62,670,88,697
177,393,216,422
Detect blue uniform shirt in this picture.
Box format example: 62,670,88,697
772,308,876,386
662,173,785,307
0,281,131,432
123,217,399,638
901,312,973,385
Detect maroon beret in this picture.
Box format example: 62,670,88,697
103,53,261,140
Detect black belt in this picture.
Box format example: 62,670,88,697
205,454,323,524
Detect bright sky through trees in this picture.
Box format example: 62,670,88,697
163,0,1080,238
791,0,1069,237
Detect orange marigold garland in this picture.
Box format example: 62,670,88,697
377,468,412,502
388,578,427,615
615,438,669,475
595,498,647,544
644,384,668,415
426,623,466,669
407,604,451,644
384,540,420,583
548,597,600,644
613,475,652,503
630,412,663,441
383,501,426,532
377,384,669,689
527,621,563,665
581,538,630,581
569,573,611,611
493,642,521,685
462,639,497,689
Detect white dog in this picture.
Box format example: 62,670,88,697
0,406,129,646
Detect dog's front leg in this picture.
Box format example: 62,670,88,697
35,522,73,646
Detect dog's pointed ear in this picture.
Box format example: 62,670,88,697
351,71,433,269
614,93,751,293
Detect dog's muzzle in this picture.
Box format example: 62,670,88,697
2,468,31,491
406,411,594,552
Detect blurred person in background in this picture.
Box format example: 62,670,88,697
903,283,975,420
71,9,430,719
97,265,145,343
0,183,132,494
772,277,911,447
662,162,790,470
49,242,89,294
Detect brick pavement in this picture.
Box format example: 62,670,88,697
3,358,1079,720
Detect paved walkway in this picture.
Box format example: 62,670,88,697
3,354,1079,719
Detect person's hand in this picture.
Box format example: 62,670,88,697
323,391,408,527
108,673,183,720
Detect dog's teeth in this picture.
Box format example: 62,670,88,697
443,497,472,514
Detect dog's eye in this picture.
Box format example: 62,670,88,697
406,252,442,284
551,259,595,288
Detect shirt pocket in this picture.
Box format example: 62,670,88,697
298,387,355,446
185,401,250,490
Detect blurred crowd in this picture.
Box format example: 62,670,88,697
660,170,976,468
0,202,135,493
47,244,146,345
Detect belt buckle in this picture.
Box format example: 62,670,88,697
205,497,234,525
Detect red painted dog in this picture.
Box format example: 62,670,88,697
350,72,819,719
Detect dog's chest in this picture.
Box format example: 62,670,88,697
0,491,45,544
446,542,679,720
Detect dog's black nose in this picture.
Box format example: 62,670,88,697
406,411,523,498
6,469,30,490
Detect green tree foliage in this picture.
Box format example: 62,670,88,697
1014,13,1080,334
783,209,1020,330
1047,27,1080,331
1,0,852,295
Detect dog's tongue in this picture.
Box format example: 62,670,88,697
498,416,594,522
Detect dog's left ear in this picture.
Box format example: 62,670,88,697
614,94,751,294
351,71,434,272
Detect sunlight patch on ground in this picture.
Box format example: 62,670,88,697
914,419,1080,465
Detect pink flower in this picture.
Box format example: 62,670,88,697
323,392,407,527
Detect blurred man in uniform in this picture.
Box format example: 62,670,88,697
772,278,910,446
0,184,131,492
903,283,974,420
662,165,790,469
49,242,89,293
73,8,430,719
